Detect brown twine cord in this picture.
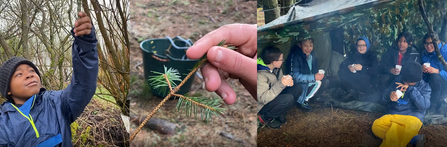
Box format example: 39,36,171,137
151,55,169,62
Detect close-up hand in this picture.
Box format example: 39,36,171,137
390,68,400,75
281,76,289,86
348,65,356,73
315,73,324,81
423,66,428,73
390,91,398,101
186,24,257,104
281,75,294,87
354,64,363,71
73,12,92,36
425,66,439,74
396,82,409,92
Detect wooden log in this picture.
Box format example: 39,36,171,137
130,114,177,135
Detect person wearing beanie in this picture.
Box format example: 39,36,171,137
257,46,302,129
0,12,98,147
338,36,379,96
378,32,421,91
372,61,431,147
421,33,447,114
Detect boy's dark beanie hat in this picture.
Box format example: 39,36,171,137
0,57,41,102
401,61,422,83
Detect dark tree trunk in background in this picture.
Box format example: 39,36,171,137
330,28,345,55
263,0,280,24
440,14,447,43
280,0,295,15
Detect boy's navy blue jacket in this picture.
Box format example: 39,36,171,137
0,27,98,146
381,76,431,122
284,46,318,83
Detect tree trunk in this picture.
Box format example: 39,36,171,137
263,0,280,24
280,0,295,15
0,33,12,58
440,14,447,43
419,0,447,69
19,0,30,59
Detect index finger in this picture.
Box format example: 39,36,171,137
78,12,87,18
186,24,257,59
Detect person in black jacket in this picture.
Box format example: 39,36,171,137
285,37,327,112
339,36,379,95
378,32,421,91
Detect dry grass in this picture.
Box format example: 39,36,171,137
72,99,129,147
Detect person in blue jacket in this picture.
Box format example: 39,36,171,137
421,33,447,114
0,12,97,147
372,61,430,147
285,37,326,111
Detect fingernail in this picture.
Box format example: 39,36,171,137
221,92,227,101
215,49,223,62
205,77,209,82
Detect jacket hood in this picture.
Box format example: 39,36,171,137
357,36,370,51
257,58,270,71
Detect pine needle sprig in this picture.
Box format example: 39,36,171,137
175,94,225,121
148,66,182,96
130,39,235,141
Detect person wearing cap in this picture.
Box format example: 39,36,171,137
284,36,326,112
338,36,379,96
378,32,421,91
421,33,447,114
257,46,302,129
0,12,98,146
371,61,431,147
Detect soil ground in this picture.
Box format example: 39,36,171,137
128,0,257,146
257,100,447,147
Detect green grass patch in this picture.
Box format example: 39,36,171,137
94,87,116,104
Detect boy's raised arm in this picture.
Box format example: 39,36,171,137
60,12,98,123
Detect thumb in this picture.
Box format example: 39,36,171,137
206,46,256,86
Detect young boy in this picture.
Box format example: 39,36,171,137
0,12,98,146
285,37,325,111
257,46,301,129
371,61,431,147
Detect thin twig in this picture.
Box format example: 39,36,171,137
206,15,216,23
164,74,173,90
172,93,215,111
130,58,208,141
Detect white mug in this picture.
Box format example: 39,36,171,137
396,90,403,98
395,65,402,75
424,63,430,67
395,65,402,70
318,69,325,74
